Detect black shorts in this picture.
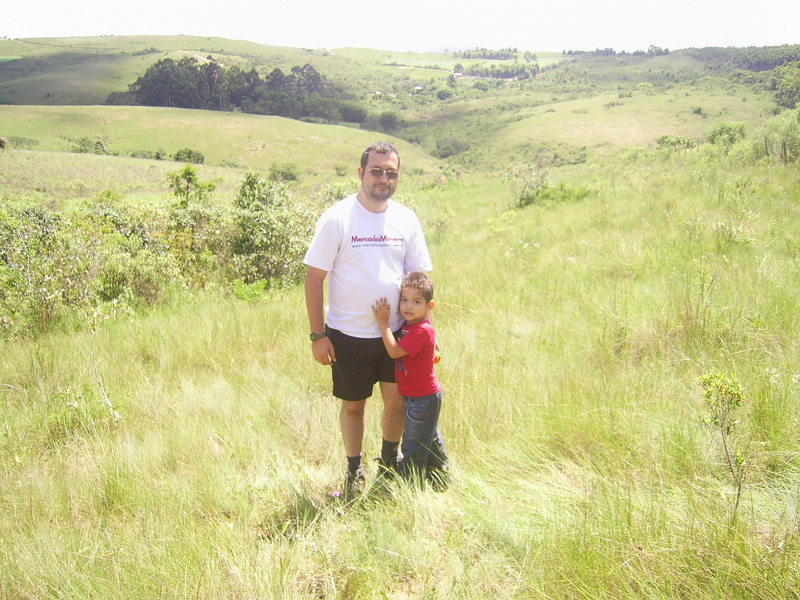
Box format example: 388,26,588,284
327,326,397,401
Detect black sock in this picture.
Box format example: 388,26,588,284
381,439,399,466
347,454,362,475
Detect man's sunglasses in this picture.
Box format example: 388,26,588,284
367,167,399,180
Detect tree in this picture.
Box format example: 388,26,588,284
657,134,697,152
200,61,224,109
173,148,205,164
168,166,216,209
130,57,203,108
378,111,400,132
707,122,747,146
755,108,800,164
264,68,288,92
339,101,367,123
774,61,800,109
304,93,341,121
231,172,312,284
292,64,324,98
224,66,262,107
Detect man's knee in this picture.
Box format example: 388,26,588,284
341,399,367,418
379,382,403,406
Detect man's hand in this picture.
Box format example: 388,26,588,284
312,336,336,366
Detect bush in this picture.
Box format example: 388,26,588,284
339,101,368,123
6,136,39,150
507,164,590,208
378,111,401,132
312,181,359,208
0,171,319,338
657,134,697,151
433,136,470,158
234,172,291,211
754,107,800,164
231,173,314,286
173,148,205,164
168,166,216,208
268,163,301,182
707,121,747,146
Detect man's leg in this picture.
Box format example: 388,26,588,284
340,399,367,457
340,399,367,499
375,381,404,476
381,381,406,444
379,381,404,445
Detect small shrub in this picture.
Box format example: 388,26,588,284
233,279,268,301
70,137,95,153
268,163,301,182
698,372,749,519
173,148,205,164
657,134,697,151
339,101,368,123
231,172,313,285
235,172,291,211
7,136,39,150
168,165,216,208
312,181,359,208
433,136,470,158
707,121,747,146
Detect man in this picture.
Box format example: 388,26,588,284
304,141,433,498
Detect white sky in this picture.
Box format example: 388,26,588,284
4,0,798,53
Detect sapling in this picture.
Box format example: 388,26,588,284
698,372,748,520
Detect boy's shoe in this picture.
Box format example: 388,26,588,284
344,466,365,501
426,467,451,492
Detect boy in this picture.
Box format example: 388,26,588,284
372,271,450,490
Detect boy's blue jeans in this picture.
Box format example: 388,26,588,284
398,390,449,477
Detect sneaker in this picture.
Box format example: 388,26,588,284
344,466,365,501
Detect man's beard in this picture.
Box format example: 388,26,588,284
365,183,392,202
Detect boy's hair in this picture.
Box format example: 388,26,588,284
402,270,434,303
361,141,400,169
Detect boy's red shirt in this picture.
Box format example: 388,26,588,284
396,318,440,397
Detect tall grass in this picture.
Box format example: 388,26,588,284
3,150,800,598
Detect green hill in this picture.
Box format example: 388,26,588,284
2,36,795,172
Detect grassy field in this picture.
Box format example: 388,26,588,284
3,152,800,597
0,105,448,205
2,36,800,598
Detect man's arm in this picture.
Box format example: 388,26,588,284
305,266,336,365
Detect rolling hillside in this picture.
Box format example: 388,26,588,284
0,36,790,173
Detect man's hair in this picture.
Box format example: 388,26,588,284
402,270,434,303
361,141,400,170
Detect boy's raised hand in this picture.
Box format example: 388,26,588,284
372,297,392,326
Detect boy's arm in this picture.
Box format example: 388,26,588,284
372,298,407,359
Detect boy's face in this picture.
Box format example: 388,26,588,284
399,286,433,325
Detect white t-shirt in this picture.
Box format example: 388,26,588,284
304,194,432,338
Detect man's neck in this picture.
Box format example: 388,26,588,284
356,191,390,213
